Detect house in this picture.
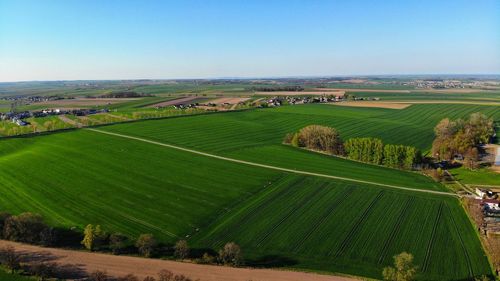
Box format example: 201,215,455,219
482,199,500,211
476,188,499,199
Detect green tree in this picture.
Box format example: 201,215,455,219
82,224,96,251
109,233,128,255
382,252,417,281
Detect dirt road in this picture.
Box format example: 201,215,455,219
86,128,456,197
0,240,358,281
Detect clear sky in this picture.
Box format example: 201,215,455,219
0,0,499,82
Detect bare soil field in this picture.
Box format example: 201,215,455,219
330,101,411,109
0,240,358,281
314,88,410,93
147,97,198,108
209,97,250,104
333,100,500,109
37,98,139,106
255,91,345,96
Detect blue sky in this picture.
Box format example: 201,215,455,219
0,0,499,81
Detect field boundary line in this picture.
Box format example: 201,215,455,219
86,128,457,197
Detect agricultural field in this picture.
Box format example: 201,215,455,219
0,127,491,280
191,175,490,280
0,102,497,280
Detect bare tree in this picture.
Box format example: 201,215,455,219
135,234,157,258
218,242,243,266
174,240,189,260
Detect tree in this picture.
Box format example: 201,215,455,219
135,234,157,258
463,147,480,170
218,242,243,266
82,224,96,251
94,225,108,250
174,240,189,260
0,212,12,239
297,125,343,155
382,252,417,281
0,246,21,274
3,212,48,244
290,133,300,147
109,233,128,255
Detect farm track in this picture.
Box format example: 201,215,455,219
332,191,384,257
87,128,456,197
421,202,444,272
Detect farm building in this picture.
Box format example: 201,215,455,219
476,187,499,199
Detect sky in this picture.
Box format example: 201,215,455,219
0,0,499,82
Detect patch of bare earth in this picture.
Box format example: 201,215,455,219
147,97,198,108
255,91,345,96
331,101,411,109
58,115,83,128
314,88,410,93
208,97,250,104
0,241,359,281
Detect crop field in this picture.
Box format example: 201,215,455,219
101,103,500,190
191,175,490,280
0,103,497,280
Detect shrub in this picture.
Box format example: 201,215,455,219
174,240,189,260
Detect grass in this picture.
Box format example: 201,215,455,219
0,269,33,281
0,130,281,239
450,166,500,186
191,175,490,280
0,103,496,280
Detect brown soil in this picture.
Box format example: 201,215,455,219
209,97,250,104
148,97,198,108
0,240,359,281
313,88,410,93
58,115,82,128
37,98,139,106
255,91,345,96
331,101,411,109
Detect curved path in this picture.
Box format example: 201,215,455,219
0,240,358,281
86,128,456,197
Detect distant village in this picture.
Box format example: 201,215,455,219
0,108,109,126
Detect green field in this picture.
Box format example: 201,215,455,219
0,103,497,280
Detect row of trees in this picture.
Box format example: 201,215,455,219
345,138,420,170
250,85,304,92
80,224,243,265
432,113,495,166
284,126,421,170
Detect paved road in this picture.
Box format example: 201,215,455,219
0,240,359,281
87,128,456,197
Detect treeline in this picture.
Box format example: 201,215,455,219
432,113,494,169
99,91,153,98
0,211,244,279
284,125,421,170
250,85,304,92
